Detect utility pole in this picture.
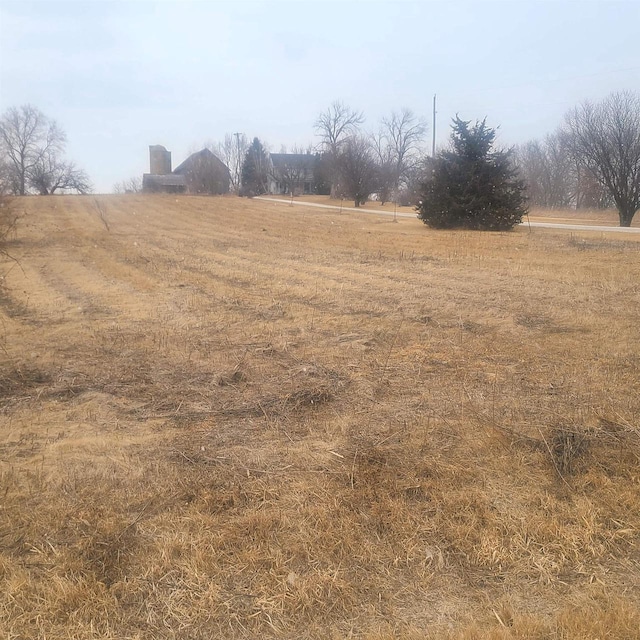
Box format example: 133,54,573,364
234,132,243,192
432,94,437,157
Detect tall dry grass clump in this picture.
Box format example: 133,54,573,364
0,191,18,260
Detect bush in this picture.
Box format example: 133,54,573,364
0,193,19,286
0,193,17,252
417,117,528,231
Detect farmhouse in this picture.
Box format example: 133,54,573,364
269,152,320,195
143,145,230,194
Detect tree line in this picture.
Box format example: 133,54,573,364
2,89,638,228
237,102,429,207
516,91,640,226
232,90,640,227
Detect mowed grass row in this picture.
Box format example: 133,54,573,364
1,195,640,639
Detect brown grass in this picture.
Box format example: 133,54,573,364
269,194,640,228
1,194,640,638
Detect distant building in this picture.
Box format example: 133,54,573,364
142,145,187,193
268,152,319,196
142,145,229,194
173,148,230,194
149,144,172,175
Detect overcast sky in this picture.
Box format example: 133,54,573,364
1,0,638,193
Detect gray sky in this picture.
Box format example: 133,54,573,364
1,0,638,193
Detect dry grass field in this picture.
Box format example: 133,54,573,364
1,194,640,639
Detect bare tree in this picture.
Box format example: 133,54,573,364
547,131,580,207
370,109,427,205
371,129,396,204
211,133,248,194
564,91,640,226
574,164,612,209
515,140,547,206
0,105,65,195
399,158,431,206
381,109,427,187
315,101,364,155
30,154,91,195
515,132,613,210
0,104,91,196
337,134,379,207
315,101,364,197
113,176,143,194
515,133,574,208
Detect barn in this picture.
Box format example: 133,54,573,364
142,145,230,194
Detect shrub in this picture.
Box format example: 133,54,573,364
0,192,17,255
417,117,528,230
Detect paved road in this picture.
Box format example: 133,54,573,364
520,220,640,233
255,197,640,234
255,196,416,219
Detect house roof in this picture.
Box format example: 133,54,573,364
173,148,230,175
270,153,317,171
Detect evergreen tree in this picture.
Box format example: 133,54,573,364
417,117,528,230
241,137,270,196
